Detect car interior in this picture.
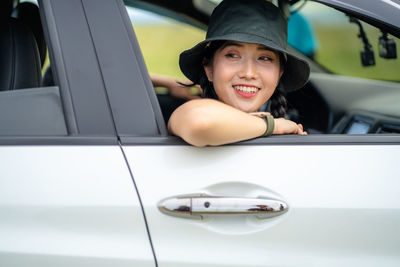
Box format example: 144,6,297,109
0,0,399,137
0,0,66,136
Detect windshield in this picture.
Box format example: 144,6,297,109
299,1,400,82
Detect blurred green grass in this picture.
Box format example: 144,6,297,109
134,24,205,79
315,25,400,81
135,23,399,82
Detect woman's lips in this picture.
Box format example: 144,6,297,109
233,85,260,98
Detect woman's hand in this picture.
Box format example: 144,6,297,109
273,117,307,135
250,112,307,135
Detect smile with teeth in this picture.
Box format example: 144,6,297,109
233,85,260,98
233,85,259,93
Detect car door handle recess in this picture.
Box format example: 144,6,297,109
158,194,288,219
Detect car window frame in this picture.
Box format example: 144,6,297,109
39,0,120,137
79,0,167,137
314,0,400,38
9,1,396,147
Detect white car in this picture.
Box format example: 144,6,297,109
0,0,399,266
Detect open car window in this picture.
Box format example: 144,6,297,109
123,0,400,140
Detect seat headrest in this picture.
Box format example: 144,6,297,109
12,2,47,66
0,0,14,18
0,17,42,91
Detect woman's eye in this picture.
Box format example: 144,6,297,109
225,53,239,58
259,56,273,61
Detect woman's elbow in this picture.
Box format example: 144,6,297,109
169,109,214,147
179,117,215,147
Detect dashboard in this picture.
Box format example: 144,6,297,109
331,111,400,134
288,73,400,135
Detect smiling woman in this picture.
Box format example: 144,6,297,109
202,41,283,113
167,0,309,146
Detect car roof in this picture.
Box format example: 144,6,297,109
315,0,400,36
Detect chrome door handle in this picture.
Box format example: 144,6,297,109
158,194,288,219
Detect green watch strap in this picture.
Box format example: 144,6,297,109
261,114,275,137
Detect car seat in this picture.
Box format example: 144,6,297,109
12,2,47,67
0,0,14,18
0,16,42,90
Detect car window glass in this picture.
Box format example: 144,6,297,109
298,1,400,82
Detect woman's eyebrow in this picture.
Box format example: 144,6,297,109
220,41,243,50
257,45,274,52
220,42,276,54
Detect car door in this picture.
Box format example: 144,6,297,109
0,0,155,266
107,0,400,266
123,141,400,267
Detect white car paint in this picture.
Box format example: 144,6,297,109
124,144,400,267
0,146,155,267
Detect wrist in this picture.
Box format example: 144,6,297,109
260,114,275,137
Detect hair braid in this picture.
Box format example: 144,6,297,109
269,82,287,118
199,75,218,99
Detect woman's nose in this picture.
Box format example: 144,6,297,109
239,59,257,79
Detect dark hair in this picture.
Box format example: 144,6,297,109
199,40,226,99
269,81,287,118
184,40,288,118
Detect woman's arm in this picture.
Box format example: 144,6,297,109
150,74,201,100
168,98,305,147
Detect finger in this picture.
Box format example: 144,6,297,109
299,129,307,135
297,125,304,135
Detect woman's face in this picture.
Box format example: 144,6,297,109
204,41,283,113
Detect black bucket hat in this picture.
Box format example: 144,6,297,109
179,0,310,92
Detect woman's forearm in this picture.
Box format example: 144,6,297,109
168,98,306,147
168,99,266,147
150,74,175,88
150,74,201,100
